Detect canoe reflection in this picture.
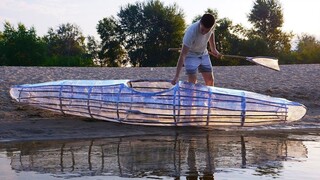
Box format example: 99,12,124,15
1,133,307,178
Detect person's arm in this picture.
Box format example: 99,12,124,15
171,45,189,85
208,32,221,58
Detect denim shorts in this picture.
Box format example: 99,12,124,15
184,54,213,75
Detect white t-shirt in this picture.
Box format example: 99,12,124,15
183,21,214,57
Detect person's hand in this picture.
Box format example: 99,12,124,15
171,76,178,85
208,50,222,59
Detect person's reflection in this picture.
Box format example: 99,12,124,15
186,139,198,180
186,138,214,180
202,134,214,180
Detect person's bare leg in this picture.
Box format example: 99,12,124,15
186,74,197,123
188,74,197,84
201,72,214,86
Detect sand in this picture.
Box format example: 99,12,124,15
1,64,319,142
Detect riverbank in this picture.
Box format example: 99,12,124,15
1,64,319,141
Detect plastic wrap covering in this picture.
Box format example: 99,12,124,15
10,79,307,126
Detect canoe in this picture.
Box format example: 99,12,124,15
10,79,307,127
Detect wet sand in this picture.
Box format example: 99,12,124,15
1,64,320,142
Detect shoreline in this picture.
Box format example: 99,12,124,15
1,64,320,142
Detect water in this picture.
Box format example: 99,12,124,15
0,130,319,179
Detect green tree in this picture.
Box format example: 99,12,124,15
142,0,185,66
0,31,4,64
117,3,145,67
86,35,101,66
97,17,127,67
294,34,320,64
43,23,92,66
248,0,293,56
117,0,185,67
0,22,45,66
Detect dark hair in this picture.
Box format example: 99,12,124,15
200,14,215,28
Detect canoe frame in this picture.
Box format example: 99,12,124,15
10,79,306,127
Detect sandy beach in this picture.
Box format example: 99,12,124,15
1,64,320,142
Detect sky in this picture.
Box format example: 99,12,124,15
1,0,320,41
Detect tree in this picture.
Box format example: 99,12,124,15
44,23,85,57
86,35,101,66
0,31,4,64
0,22,45,66
97,17,127,67
294,34,320,64
43,23,92,66
142,0,185,66
116,0,185,67
248,0,293,56
117,2,145,67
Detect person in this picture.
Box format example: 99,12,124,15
171,13,221,86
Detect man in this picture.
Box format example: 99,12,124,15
171,14,221,86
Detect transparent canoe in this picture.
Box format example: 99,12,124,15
10,79,307,127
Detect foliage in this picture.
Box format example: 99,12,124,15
116,0,185,67
86,36,101,65
142,0,185,66
0,22,46,66
42,23,93,66
293,34,320,64
97,17,127,67
248,0,293,57
42,55,93,67
1,0,319,67
117,2,145,67
0,22,93,66
0,31,4,63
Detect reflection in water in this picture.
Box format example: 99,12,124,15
0,132,307,179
